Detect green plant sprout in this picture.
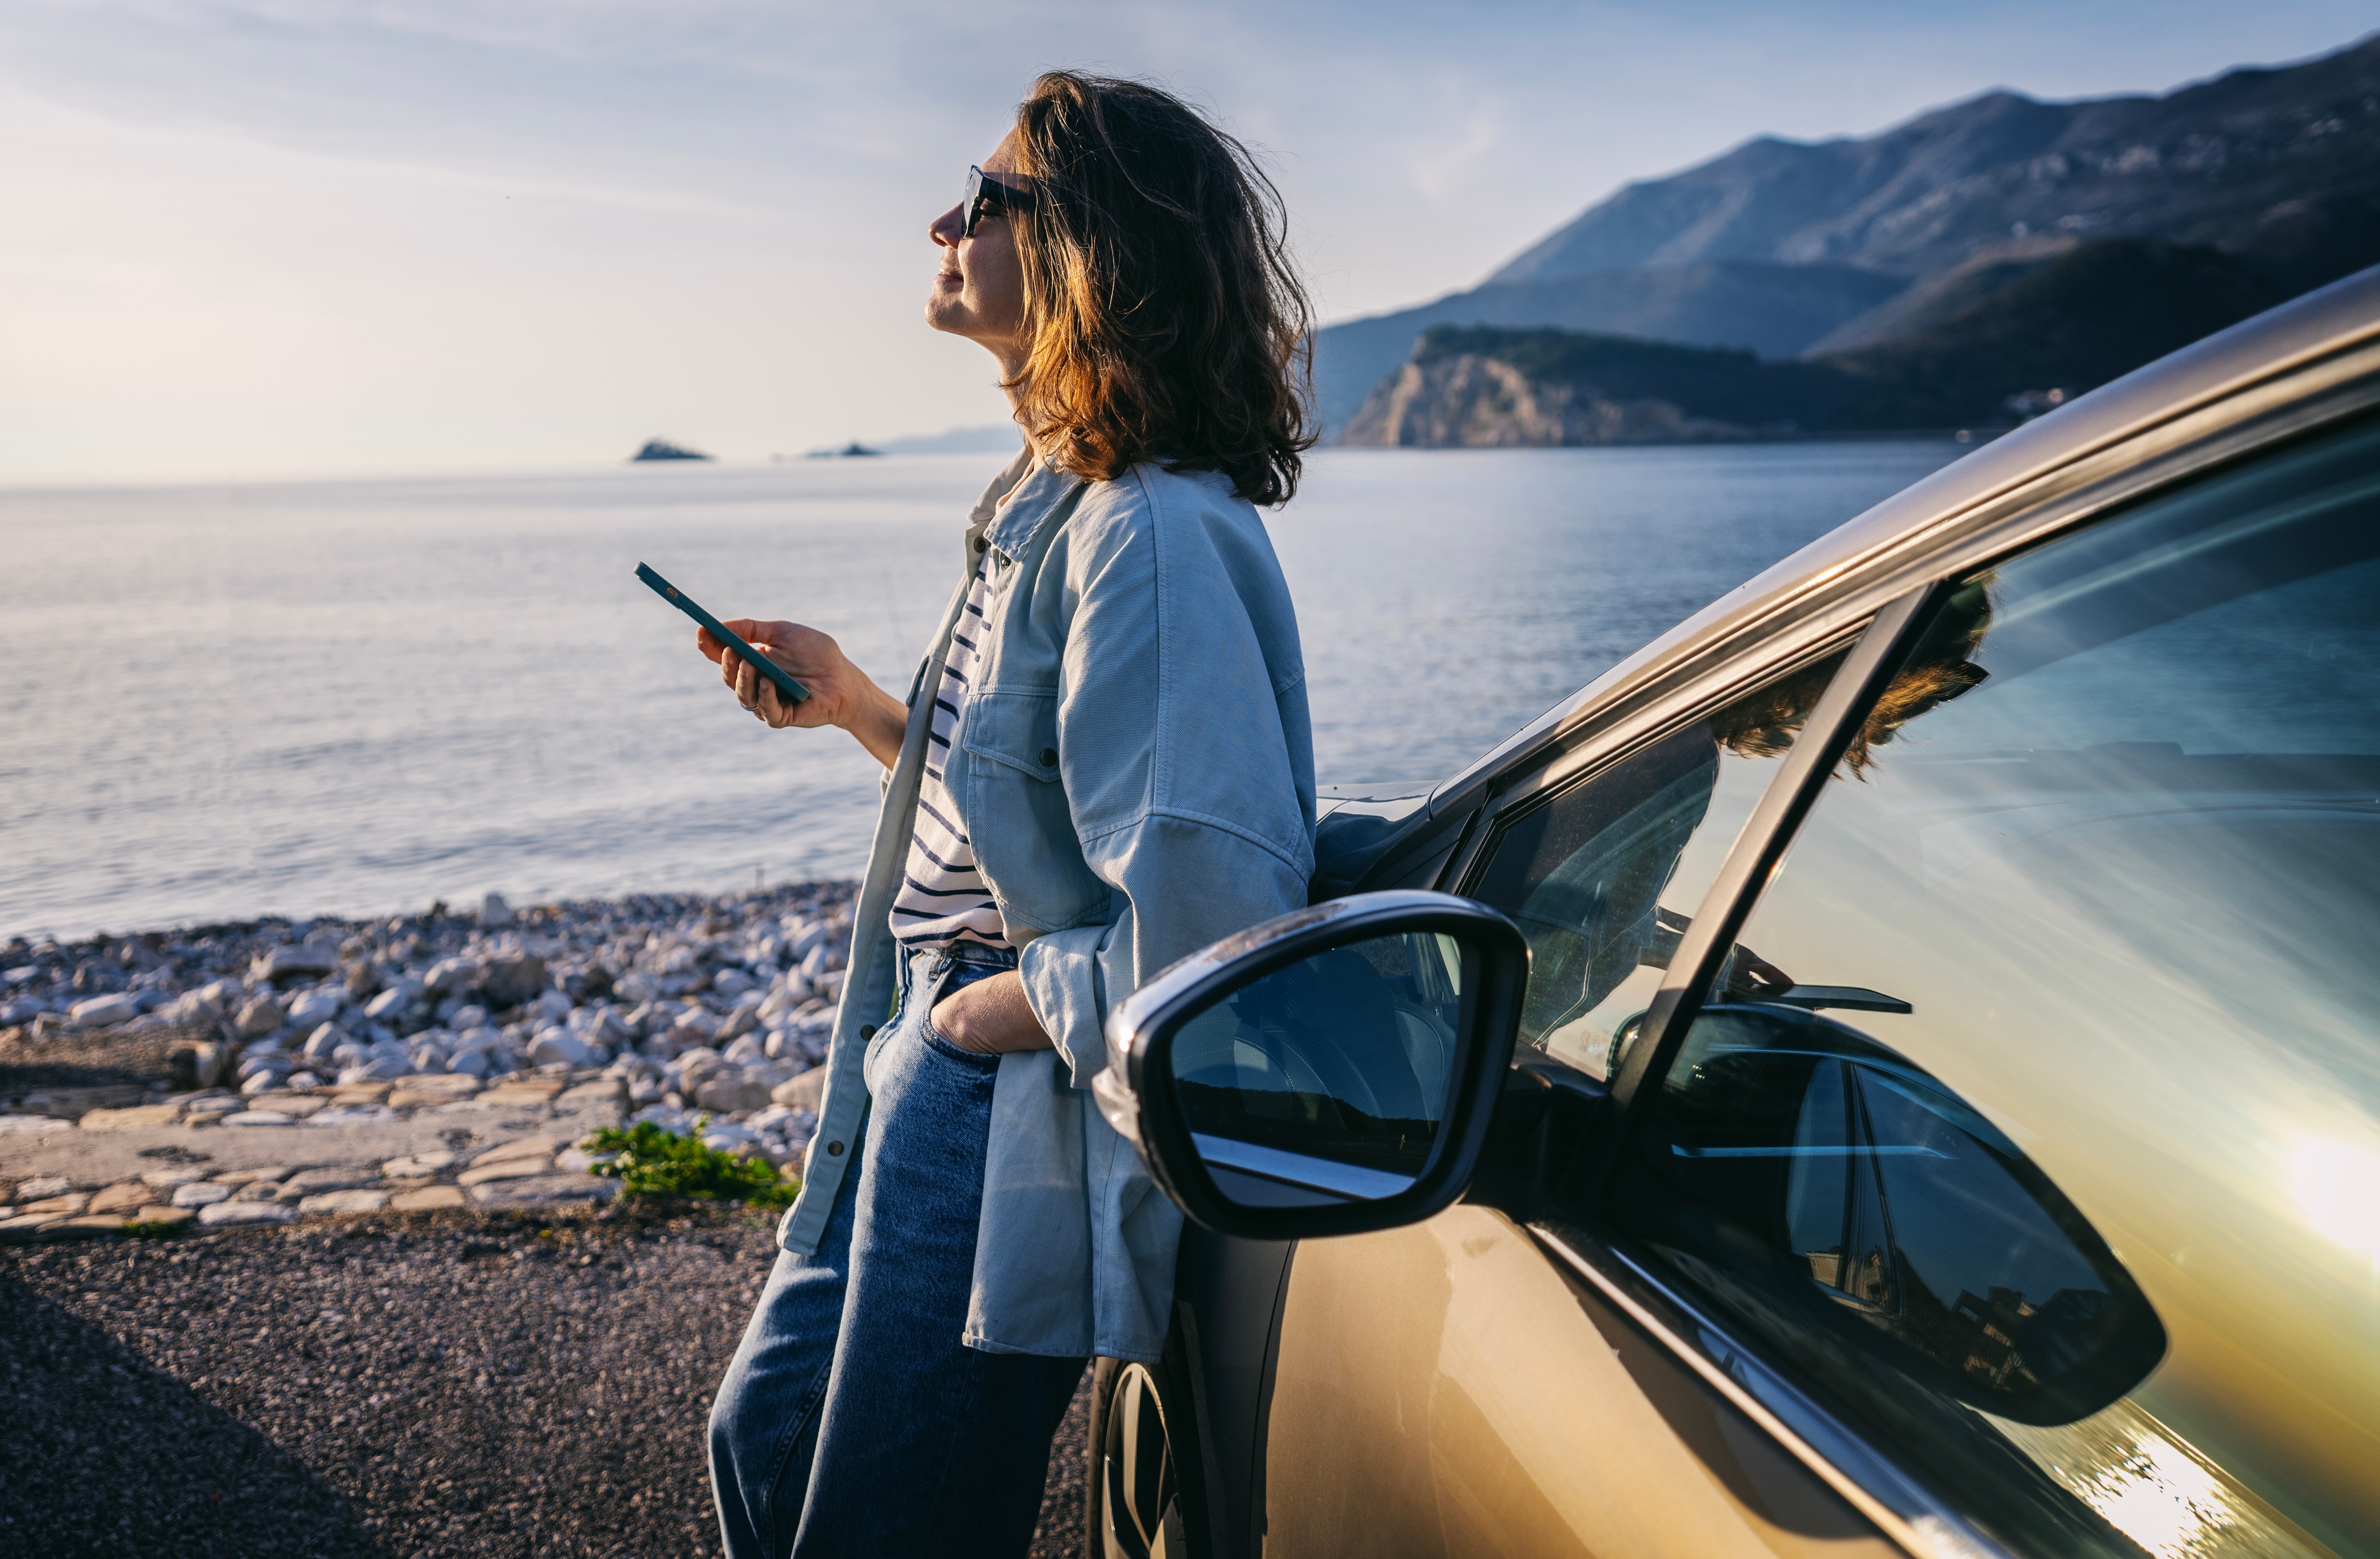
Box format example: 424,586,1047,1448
581,1118,799,1209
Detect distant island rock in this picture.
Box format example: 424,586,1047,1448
631,439,712,462
773,426,1022,460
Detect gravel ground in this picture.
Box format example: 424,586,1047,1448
0,1203,1088,1557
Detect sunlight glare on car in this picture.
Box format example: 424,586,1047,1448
2292,1136,2380,1266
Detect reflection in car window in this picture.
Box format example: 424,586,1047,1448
1639,415,2380,1559
1466,659,1842,1077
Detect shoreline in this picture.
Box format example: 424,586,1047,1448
2,883,860,1237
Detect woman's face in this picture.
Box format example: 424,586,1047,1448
926,131,1029,367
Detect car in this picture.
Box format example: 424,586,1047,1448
1083,262,2380,1559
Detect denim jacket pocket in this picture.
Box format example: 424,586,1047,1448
959,690,1062,782
952,691,1107,933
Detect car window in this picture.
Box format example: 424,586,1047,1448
1616,414,2380,1559
1465,655,1844,1079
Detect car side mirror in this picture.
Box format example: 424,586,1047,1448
1096,891,1529,1240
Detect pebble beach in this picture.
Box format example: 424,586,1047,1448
0,882,860,1239
0,881,1093,1554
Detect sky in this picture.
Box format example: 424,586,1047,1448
2,0,2375,484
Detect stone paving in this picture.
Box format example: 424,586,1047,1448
1,884,861,1240
0,1071,641,1241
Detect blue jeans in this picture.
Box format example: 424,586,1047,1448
708,942,1088,1559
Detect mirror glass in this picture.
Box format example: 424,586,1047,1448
1613,1004,2165,1426
1165,930,1468,1207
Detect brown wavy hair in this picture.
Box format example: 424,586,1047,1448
1006,72,1315,505
1715,581,1997,777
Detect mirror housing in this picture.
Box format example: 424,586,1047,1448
1097,891,1529,1240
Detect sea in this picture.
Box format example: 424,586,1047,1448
0,441,1964,941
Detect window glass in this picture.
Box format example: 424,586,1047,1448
1466,657,1840,1077
1622,416,2380,1559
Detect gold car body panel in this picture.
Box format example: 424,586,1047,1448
1264,1206,1905,1559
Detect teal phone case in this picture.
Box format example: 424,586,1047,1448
636,562,813,704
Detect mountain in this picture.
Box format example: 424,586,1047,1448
1341,238,2294,446
1314,33,2380,436
870,424,1023,455
1816,237,2283,427
1490,34,2380,289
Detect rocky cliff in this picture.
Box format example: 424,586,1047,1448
1341,236,2296,446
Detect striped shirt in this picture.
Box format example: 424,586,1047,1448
887,556,1013,950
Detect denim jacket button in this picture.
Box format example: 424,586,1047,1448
1039,748,1058,767
826,1141,845,1157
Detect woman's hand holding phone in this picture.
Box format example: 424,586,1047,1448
697,619,908,769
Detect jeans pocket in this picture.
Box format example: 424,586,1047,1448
918,1008,1001,1070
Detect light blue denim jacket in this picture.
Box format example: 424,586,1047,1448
777,448,1316,1363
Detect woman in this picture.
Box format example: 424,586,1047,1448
700,72,1317,1558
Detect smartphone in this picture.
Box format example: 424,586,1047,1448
635,562,813,705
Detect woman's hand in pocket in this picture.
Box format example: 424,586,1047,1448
699,619,907,768
931,971,1054,1056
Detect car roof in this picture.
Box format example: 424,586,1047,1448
1428,263,2380,820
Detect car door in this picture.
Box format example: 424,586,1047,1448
1609,407,2380,1559
1260,642,1908,1559
1264,402,2380,1559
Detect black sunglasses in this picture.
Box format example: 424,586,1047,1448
962,165,1034,237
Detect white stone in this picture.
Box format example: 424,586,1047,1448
278,1167,380,1197
468,1173,614,1208
198,1200,297,1226
0,1115,65,1135
363,982,421,1021
338,1055,410,1083
140,1168,206,1188
231,995,285,1039
785,920,829,964
302,1023,343,1061
172,1181,234,1207
530,1027,592,1067
285,988,345,1028
67,992,143,1029
184,1093,246,1115
480,892,515,927
424,956,482,996
13,1176,72,1201
224,1110,295,1127
299,1189,388,1215
239,1071,285,1096
670,1007,720,1043
305,1104,398,1127
252,945,337,983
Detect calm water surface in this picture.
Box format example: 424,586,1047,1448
0,442,1961,939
